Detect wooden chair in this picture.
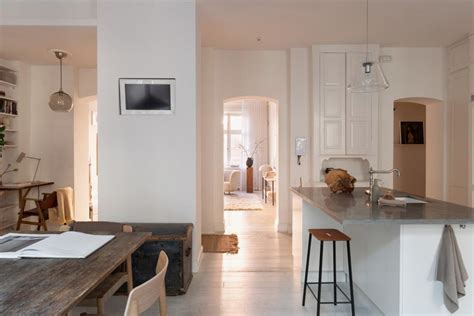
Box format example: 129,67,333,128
16,192,57,231
124,251,169,316
72,221,134,316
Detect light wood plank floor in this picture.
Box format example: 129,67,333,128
75,192,382,315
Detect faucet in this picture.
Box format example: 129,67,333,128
368,167,400,200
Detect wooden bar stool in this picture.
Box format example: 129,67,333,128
302,229,355,316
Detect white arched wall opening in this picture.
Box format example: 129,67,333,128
221,96,281,231
393,97,444,199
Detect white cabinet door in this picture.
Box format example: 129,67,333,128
448,68,470,206
320,53,346,155
346,53,376,155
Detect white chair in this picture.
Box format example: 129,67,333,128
124,251,169,316
259,164,273,191
224,170,241,194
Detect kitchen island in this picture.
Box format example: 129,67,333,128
291,187,474,315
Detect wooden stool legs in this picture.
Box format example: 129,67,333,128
302,230,355,316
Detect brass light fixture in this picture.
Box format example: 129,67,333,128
49,50,73,112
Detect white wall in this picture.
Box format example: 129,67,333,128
97,0,201,270
29,65,75,192
201,49,291,233
379,48,447,195
73,68,97,221
290,48,312,188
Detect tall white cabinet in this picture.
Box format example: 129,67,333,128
314,45,379,182
447,37,473,206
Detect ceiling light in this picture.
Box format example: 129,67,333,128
49,50,73,112
348,0,389,93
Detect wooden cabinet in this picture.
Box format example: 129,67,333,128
319,51,377,157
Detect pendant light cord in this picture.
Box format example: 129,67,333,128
366,0,369,62
59,56,63,92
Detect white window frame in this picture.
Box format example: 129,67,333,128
224,112,242,168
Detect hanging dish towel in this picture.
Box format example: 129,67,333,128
49,187,74,225
436,225,469,313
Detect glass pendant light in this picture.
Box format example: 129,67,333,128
49,50,73,112
348,0,389,93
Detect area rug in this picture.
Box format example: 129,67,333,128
202,234,239,254
224,191,264,210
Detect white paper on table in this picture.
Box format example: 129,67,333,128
0,232,115,259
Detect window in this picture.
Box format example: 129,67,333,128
224,113,242,167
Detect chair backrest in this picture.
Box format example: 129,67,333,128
124,251,169,316
39,192,58,210
229,170,241,190
71,221,132,233
259,164,273,178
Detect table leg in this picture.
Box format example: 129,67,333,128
264,180,267,204
272,181,275,206
262,177,264,199
126,255,133,293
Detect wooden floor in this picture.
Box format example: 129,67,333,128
75,192,382,315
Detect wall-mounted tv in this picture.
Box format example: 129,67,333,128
119,78,176,115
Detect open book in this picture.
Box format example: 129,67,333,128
0,231,115,259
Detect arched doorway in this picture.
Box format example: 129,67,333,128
222,96,279,232
393,97,444,199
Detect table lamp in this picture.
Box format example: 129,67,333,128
16,152,41,182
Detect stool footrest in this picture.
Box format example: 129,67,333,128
305,282,353,304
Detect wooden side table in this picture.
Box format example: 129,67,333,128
246,167,253,193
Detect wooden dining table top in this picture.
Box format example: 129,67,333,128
0,231,150,316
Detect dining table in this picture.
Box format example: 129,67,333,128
0,231,150,315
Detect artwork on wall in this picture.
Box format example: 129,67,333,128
400,121,424,144
119,78,176,115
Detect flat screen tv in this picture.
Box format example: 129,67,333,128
119,78,176,115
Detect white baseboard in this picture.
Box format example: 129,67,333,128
193,245,204,273
215,220,225,233
276,222,290,233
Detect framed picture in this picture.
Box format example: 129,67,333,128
400,121,424,144
119,78,176,115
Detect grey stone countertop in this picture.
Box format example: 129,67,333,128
290,187,474,224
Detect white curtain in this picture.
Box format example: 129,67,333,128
241,99,268,190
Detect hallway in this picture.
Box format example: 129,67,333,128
101,195,381,315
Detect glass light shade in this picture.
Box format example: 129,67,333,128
49,90,73,112
348,61,389,93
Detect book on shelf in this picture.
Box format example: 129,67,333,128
0,231,115,259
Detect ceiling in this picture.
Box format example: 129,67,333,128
0,26,97,67
198,0,473,49
0,1,471,67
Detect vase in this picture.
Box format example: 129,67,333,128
246,157,254,168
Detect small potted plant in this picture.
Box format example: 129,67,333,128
239,139,265,168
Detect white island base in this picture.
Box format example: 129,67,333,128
292,195,474,315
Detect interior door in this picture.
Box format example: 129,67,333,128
345,52,376,155
448,68,470,206
320,53,346,155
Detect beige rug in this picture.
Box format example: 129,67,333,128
224,191,264,210
202,234,239,254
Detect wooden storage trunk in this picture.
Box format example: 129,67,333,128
128,223,193,295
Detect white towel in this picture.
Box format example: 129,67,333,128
436,225,469,313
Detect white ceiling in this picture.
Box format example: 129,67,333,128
0,26,97,67
198,0,473,49
0,0,471,67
